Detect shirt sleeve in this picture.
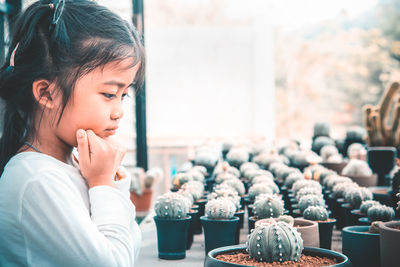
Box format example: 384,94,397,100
20,169,141,267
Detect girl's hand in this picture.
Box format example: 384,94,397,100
76,129,126,188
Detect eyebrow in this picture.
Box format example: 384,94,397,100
103,80,134,88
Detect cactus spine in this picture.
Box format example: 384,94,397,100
154,192,190,219
303,206,329,221
205,198,236,219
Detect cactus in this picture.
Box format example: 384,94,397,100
172,172,194,190
187,169,205,183
318,170,336,184
252,152,283,170
292,180,322,196
215,172,237,184
246,169,274,182
304,165,326,181
298,195,325,212
367,205,395,222
154,192,190,219
214,162,241,178
360,200,381,215
275,167,301,181
284,173,304,189
180,181,204,201
369,221,383,233
363,82,400,147
344,187,373,209
303,206,329,221
177,189,194,207
247,221,304,262
194,149,218,169
289,150,311,167
226,148,249,169
192,165,208,176
313,122,330,138
220,179,246,196
347,143,367,160
320,145,339,162
323,176,353,191
144,168,162,189
312,136,335,155
332,182,358,199
277,215,294,226
248,183,274,201
342,159,373,177
205,198,236,219
295,187,323,201
240,162,260,176
252,195,284,219
208,185,241,211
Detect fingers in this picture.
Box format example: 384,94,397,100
76,129,90,165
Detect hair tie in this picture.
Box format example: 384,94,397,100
49,3,54,10
9,43,19,68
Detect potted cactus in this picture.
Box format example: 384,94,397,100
342,221,382,267
204,219,350,266
303,206,336,249
359,204,395,225
341,159,377,187
363,82,400,186
350,200,380,226
200,198,239,254
248,194,284,233
130,167,162,213
153,192,191,259
342,186,373,226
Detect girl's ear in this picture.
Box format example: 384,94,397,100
32,79,58,109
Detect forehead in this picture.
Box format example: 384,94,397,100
85,58,140,83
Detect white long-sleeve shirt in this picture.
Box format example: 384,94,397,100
0,152,141,267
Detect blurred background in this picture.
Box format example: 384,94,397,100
8,0,400,189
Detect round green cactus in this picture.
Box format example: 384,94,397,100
312,136,335,155
342,159,373,177
177,189,194,207
205,198,236,219
172,172,194,189
292,180,322,196
215,172,237,184
360,200,381,215
220,179,246,195
298,195,325,212
247,221,304,262
303,206,329,221
248,183,274,201
187,169,205,183
284,173,304,189
277,215,294,226
323,176,353,191
246,169,274,182
347,143,367,160
226,148,249,168
252,196,284,219
180,181,204,201
295,187,323,201
331,182,358,199
194,149,218,169
192,165,208,176
208,185,241,211
367,205,395,222
344,187,373,209
320,145,339,162
240,162,260,176
154,192,190,219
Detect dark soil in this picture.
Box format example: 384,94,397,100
215,251,339,266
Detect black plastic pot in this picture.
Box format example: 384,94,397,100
193,198,207,234
319,218,336,250
204,245,351,266
342,225,380,267
234,210,244,244
341,203,355,227
379,221,400,267
248,216,257,233
246,204,253,219
292,208,302,218
367,147,396,186
187,209,199,250
154,215,191,260
201,216,240,254
350,209,365,225
334,198,346,230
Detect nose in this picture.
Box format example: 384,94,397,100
111,102,124,121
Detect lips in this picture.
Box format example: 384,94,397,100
105,127,118,135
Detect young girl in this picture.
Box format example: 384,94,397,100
0,0,145,266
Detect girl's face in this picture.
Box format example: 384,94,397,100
55,58,140,147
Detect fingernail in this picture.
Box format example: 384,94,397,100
77,129,85,138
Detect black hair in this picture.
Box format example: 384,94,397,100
0,0,145,174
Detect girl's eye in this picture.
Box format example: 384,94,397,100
102,93,116,99
122,93,130,100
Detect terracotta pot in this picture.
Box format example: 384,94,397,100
342,225,380,267
205,245,351,266
130,189,153,212
294,218,319,247
347,174,378,187
379,221,400,267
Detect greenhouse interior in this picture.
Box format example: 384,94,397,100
2,0,400,266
